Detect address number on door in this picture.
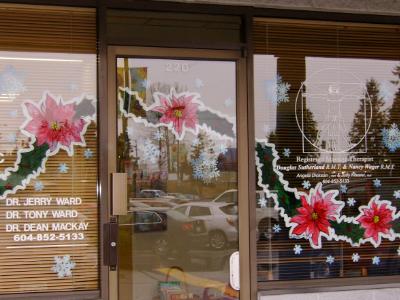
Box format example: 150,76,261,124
165,62,190,72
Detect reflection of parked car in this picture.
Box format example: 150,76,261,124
168,193,200,202
173,202,238,250
137,189,174,199
120,207,208,258
212,189,279,237
129,200,176,210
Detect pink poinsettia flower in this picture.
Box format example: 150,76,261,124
152,90,199,138
355,197,395,246
290,184,342,248
23,94,85,153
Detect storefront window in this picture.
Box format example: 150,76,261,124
253,19,400,286
0,5,98,295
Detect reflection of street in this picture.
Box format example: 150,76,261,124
119,268,238,300
119,191,242,300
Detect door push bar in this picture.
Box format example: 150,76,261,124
103,217,118,271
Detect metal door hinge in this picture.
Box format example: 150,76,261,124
103,217,118,271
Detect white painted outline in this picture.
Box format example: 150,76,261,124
255,139,400,248
294,68,372,154
0,92,96,200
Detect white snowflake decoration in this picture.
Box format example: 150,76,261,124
224,97,234,107
258,195,268,208
283,148,291,158
52,255,76,278
191,152,220,184
0,65,26,96
293,244,302,255
272,224,281,233
34,181,44,191
302,180,311,189
266,75,291,104
191,138,200,146
276,75,291,103
340,184,347,194
347,198,356,207
394,190,400,199
326,255,335,265
372,256,381,265
397,246,400,256
153,130,164,141
84,148,93,159
373,178,381,188
382,123,400,152
6,133,17,143
58,163,69,173
195,78,204,88
140,139,160,164
352,253,360,262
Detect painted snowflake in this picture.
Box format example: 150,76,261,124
347,198,356,207
191,152,220,184
52,255,76,278
302,180,311,189
140,139,160,164
266,74,291,104
34,181,44,191
58,163,69,173
373,178,382,188
153,130,164,141
394,190,400,199
283,148,291,158
0,65,25,95
272,224,282,233
84,148,93,159
352,253,360,262
326,255,335,265
258,195,268,208
340,184,348,194
293,244,302,255
372,256,381,265
381,123,400,152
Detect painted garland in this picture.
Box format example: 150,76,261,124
256,139,400,249
0,92,96,199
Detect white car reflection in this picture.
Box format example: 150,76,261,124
172,202,238,250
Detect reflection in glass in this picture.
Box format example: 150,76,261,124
117,58,239,300
254,23,400,285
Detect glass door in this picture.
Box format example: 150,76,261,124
108,47,247,300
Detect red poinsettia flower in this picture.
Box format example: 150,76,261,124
23,94,86,154
152,89,199,138
355,197,395,246
290,184,342,248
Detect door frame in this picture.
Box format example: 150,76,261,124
106,45,252,300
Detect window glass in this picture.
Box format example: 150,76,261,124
253,19,400,287
189,206,212,217
0,5,97,295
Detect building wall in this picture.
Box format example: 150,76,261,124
158,0,400,16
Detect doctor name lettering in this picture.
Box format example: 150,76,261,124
22,197,82,206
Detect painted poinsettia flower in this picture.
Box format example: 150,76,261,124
355,197,395,246
152,89,199,138
290,183,343,248
23,94,86,154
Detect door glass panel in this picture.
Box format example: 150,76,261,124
116,57,239,300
